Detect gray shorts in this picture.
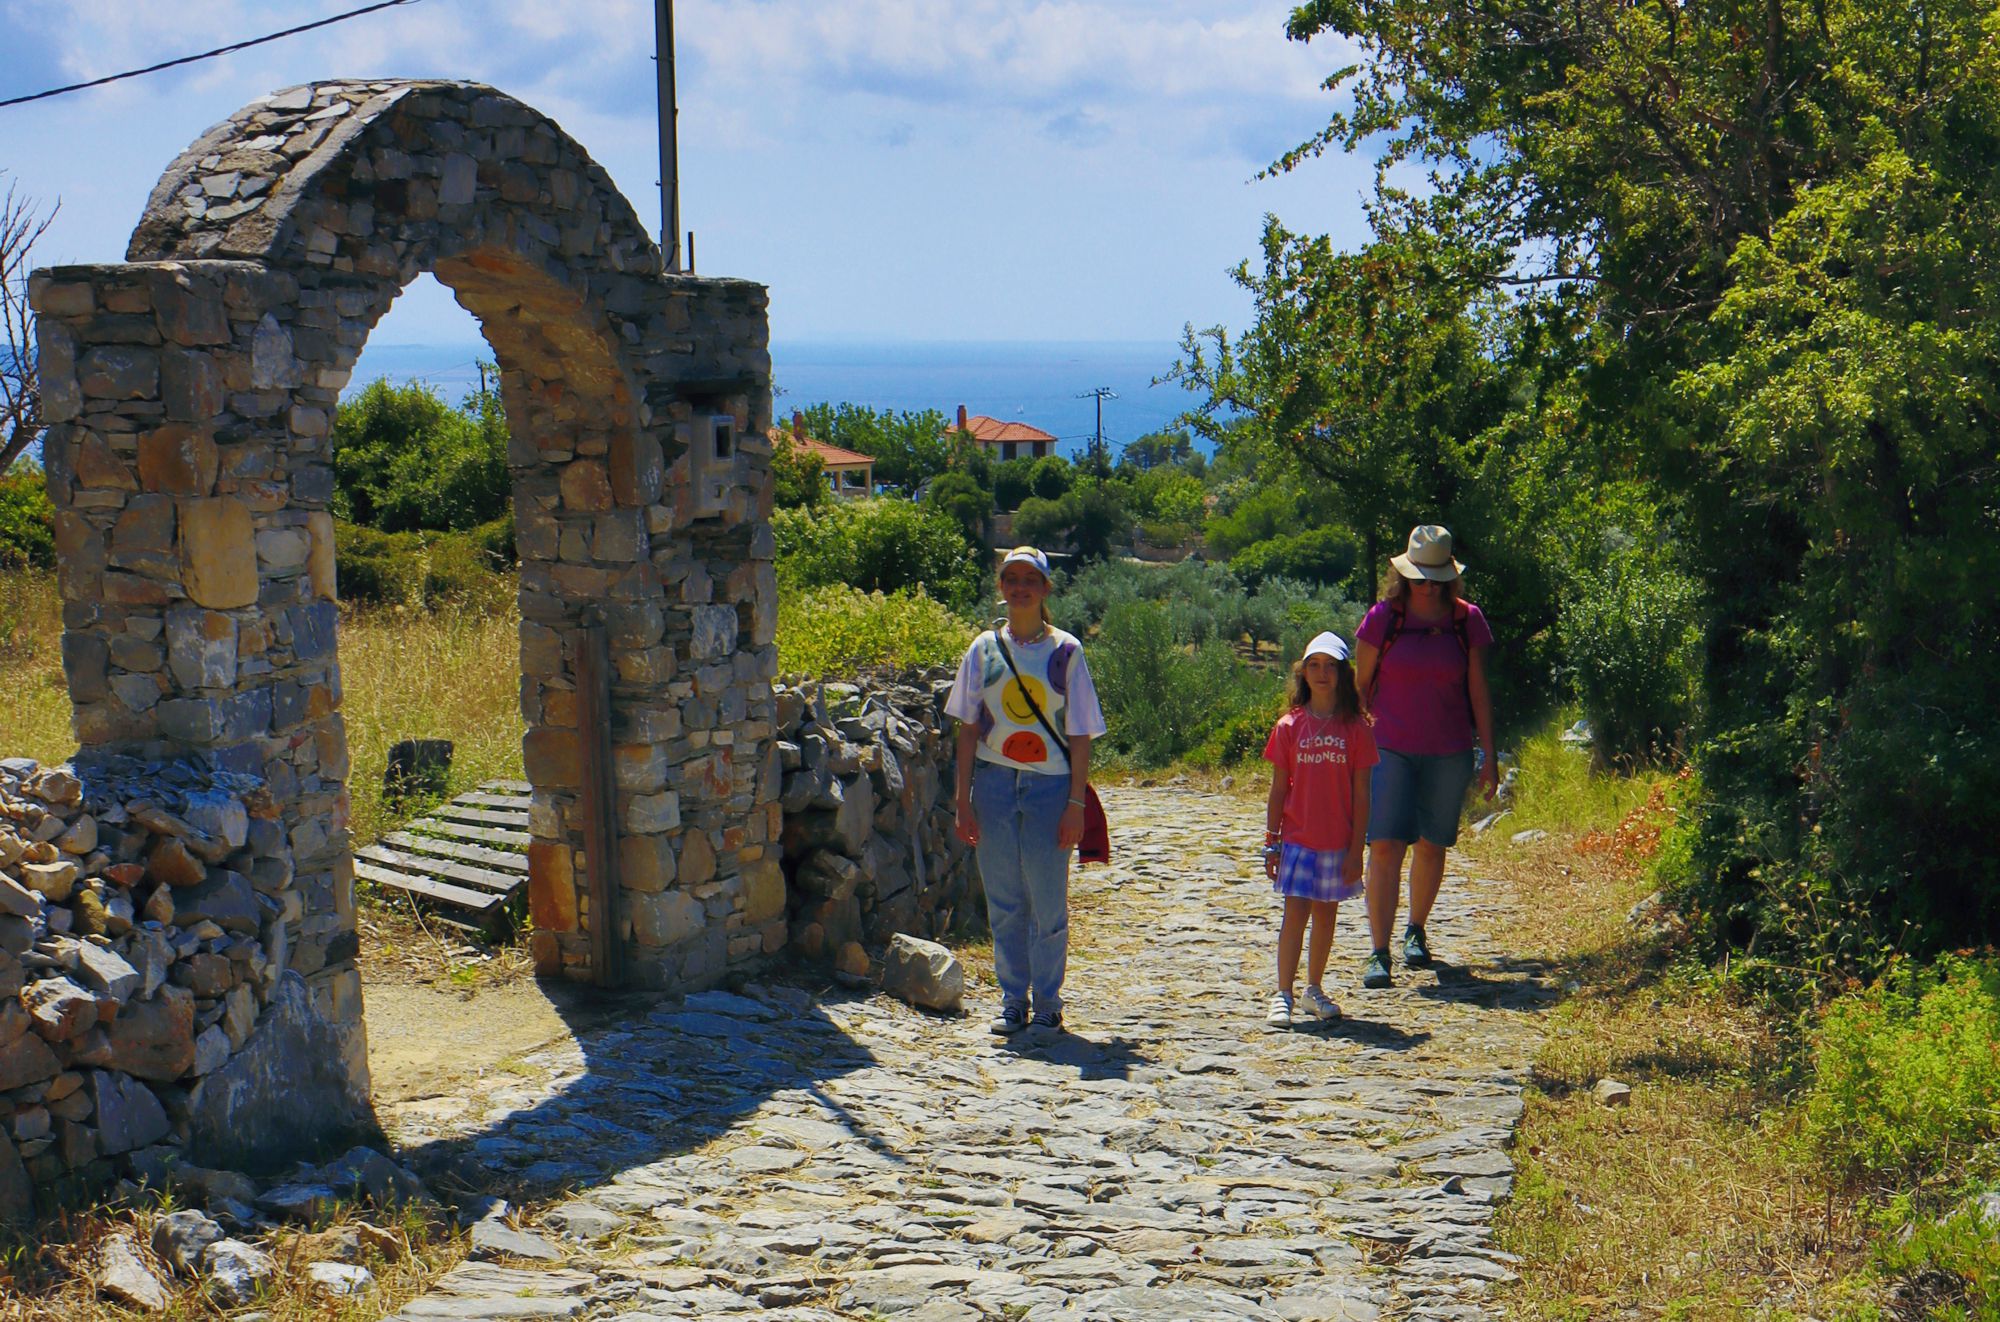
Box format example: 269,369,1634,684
1367,748,1476,848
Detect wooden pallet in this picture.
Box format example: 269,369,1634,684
355,780,531,932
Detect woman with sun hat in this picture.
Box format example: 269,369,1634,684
947,546,1108,1036
1353,525,1497,989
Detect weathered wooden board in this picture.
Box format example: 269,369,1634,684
357,781,531,931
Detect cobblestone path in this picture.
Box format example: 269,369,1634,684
379,786,1554,1321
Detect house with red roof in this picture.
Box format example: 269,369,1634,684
773,413,874,500
946,404,1057,462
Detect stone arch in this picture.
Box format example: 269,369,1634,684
30,82,785,1098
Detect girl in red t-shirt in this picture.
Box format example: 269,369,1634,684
1261,631,1379,1026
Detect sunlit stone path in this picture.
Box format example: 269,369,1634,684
378,785,1553,1321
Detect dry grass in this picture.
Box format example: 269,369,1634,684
0,1200,470,1321
0,569,75,765
0,571,522,854
337,601,523,849
1472,783,1878,1320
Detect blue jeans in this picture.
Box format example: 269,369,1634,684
972,763,1072,1015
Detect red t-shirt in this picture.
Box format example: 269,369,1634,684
1262,709,1379,852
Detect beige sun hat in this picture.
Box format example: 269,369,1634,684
1391,525,1463,582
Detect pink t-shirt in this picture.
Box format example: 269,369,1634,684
1262,710,1379,853
1357,598,1493,755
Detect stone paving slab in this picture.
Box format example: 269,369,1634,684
376,786,1554,1320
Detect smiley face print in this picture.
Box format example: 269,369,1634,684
1000,674,1051,725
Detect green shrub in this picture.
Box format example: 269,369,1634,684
0,462,54,569
1028,454,1074,502
919,471,992,549
1090,600,1273,766
333,377,509,532
1558,546,1701,766
991,458,1035,511
775,498,984,612
777,583,974,677
1231,526,1359,590
1870,1199,2000,1318
1797,956,2000,1187
334,516,515,611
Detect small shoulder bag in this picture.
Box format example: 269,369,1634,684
992,631,1110,865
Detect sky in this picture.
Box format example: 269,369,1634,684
0,0,1377,347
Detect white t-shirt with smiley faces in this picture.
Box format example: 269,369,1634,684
945,625,1108,776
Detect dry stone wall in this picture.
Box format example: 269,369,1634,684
773,672,979,966
0,756,366,1223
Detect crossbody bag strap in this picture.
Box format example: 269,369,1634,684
993,632,1070,760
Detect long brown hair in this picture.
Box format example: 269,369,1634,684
1287,654,1361,720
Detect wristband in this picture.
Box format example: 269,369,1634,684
1261,844,1282,858
1067,797,1086,808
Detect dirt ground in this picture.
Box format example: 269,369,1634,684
355,905,625,1110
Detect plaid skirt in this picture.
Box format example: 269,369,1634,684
1273,842,1359,903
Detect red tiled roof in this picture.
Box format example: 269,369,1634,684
949,415,1057,445
771,429,874,468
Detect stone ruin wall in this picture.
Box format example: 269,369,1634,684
2,79,989,1215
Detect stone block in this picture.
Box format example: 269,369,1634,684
256,526,311,572
92,1071,170,1155
179,496,259,608
307,512,337,600
678,830,716,886
79,346,159,399
522,728,582,788
560,460,613,511
184,973,373,1182
172,869,260,934
609,432,663,506
627,890,701,948
92,985,194,1082
527,841,577,933
166,607,239,688
690,604,738,661
626,791,680,834
161,347,225,421
881,933,964,1013
138,424,219,495
75,431,138,491
0,1028,60,1092
618,832,677,894
740,858,786,925
60,632,110,704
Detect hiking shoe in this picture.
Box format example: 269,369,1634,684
1266,990,1295,1027
1402,924,1434,968
1303,985,1342,1021
1030,1008,1064,1032
990,1003,1029,1035
1361,949,1393,989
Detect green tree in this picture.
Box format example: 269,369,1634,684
991,457,1035,511
771,431,829,511
333,373,510,533
773,499,984,612
922,469,993,548
799,403,955,494
1028,454,1073,502
1120,431,1195,471
1272,0,2000,963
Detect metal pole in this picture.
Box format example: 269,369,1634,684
655,0,680,272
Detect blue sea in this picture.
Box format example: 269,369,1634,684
347,339,1203,462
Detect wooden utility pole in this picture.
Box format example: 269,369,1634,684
1077,386,1117,474
654,0,680,272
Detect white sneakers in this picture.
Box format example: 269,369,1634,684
1271,985,1342,1026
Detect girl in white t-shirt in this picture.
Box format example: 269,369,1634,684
946,546,1107,1036
1261,631,1378,1027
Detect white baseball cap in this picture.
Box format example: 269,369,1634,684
1302,631,1349,663
1000,546,1051,578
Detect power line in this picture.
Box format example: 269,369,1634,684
0,0,426,110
